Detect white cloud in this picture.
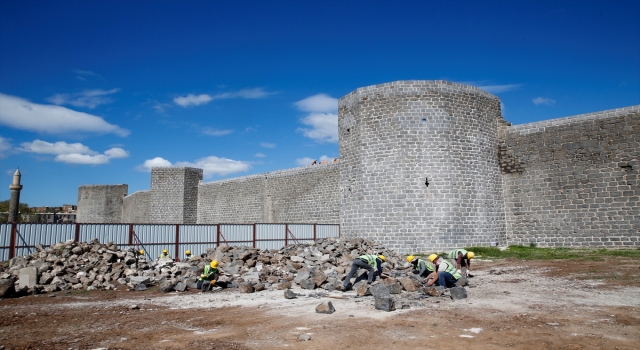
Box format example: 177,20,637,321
0,93,129,136
260,142,276,148
254,153,266,158
137,156,250,178
202,127,233,136
73,70,105,81
18,139,129,165
295,94,338,113
174,94,213,107
47,88,121,109
295,155,333,166
532,97,556,106
174,88,277,108
0,136,11,158
297,113,339,143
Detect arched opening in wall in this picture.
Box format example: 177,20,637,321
346,128,350,133
425,177,429,187
421,118,427,123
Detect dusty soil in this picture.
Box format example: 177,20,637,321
1,257,639,350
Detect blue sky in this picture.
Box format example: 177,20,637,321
1,0,638,207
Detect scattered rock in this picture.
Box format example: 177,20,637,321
0,278,15,298
315,301,336,314
298,333,311,341
449,286,467,300
374,297,395,312
174,282,187,292
284,289,297,299
397,277,418,292
135,284,148,291
159,281,174,293
353,280,370,296
239,283,255,293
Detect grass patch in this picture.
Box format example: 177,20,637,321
458,246,640,260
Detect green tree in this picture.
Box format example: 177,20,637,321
0,200,29,213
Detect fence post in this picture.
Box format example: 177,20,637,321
128,224,134,246
313,223,317,241
338,224,341,238
216,224,221,248
253,223,257,248
9,222,17,260
74,223,80,242
285,223,288,246
175,224,180,261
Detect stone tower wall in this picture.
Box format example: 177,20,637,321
122,190,151,223
149,167,203,224
500,106,640,247
338,81,507,253
76,184,128,223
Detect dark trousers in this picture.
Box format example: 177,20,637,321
438,272,458,288
343,259,374,288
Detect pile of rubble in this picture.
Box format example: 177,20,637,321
0,237,467,306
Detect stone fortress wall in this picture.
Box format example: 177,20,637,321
76,80,639,252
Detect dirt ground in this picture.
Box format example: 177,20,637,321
1,257,639,350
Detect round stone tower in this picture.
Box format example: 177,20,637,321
338,80,507,253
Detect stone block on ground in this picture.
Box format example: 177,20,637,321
423,286,445,297
449,286,467,300
298,333,312,341
374,297,396,312
18,267,38,289
284,289,297,299
310,269,327,287
187,281,198,290
135,283,148,291
388,282,403,294
254,283,265,292
276,282,291,290
299,278,316,290
294,270,311,284
353,280,370,296
239,283,255,293
174,282,187,292
397,277,418,292
315,301,336,314
129,276,150,286
455,276,468,287
0,278,15,297
159,281,174,293
369,284,390,298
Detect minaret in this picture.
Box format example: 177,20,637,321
8,169,23,222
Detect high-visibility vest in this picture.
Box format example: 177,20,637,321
414,259,434,272
358,255,379,268
440,260,461,280
158,253,171,259
199,265,218,281
448,249,468,260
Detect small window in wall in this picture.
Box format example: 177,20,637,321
421,118,427,123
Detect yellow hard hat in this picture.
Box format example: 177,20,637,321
428,254,439,262
139,249,144,255
407,255,416,263
163,249,168,254
210,260,218,268
467,252,475,259
378,255,386,262
185,250,191,256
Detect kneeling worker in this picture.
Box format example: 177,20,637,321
448,249,474,277
197,260,220,292
407,255,435,279
426,254,461,288
342,254,385,290
158,249,171,260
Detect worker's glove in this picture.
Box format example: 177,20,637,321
456,269,462,274
210,280,216,284
201,274,206,278
465,270,470,277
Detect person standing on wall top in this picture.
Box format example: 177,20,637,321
448,249,474,277
426,254,461,288
407,255,436,280
342,254,386,290
158,249,171,260
197,260,220,292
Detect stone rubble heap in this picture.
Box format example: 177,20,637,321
0,237,468,305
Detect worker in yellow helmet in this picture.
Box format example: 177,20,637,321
185,250,192,260
447,249,475,277
407,255,436,280
157,249,171,260
426,254,461,288
197,260,220,292
342,254,386,290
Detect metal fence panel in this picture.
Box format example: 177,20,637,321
0,224,10,247
256,224,285,250
316,224,339,239
287,224,314,244
79,224,129,245
180,225,218,244
133,224,176,259
219,224,253,246
177,243,216,260
18,223,75,246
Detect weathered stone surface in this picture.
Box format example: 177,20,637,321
374,297,395,312
18,267,38,289
276,282,291,290
310,269,327,287
253,283,265,292
388,282,403,295
455,276,468,287
397,277,418,292
299,279,316,290
353,280,370,296
298,333,312,341
134,283,148,291
422,286,445,297
294,270,311,284
159,281,174,293
315,301,336,314
129,276,150,286
0,278,15,297
284,289,297,299
290,256,305,263
449,286,467,300
175,282,187,292
239,283,254,293
369,284,390,298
